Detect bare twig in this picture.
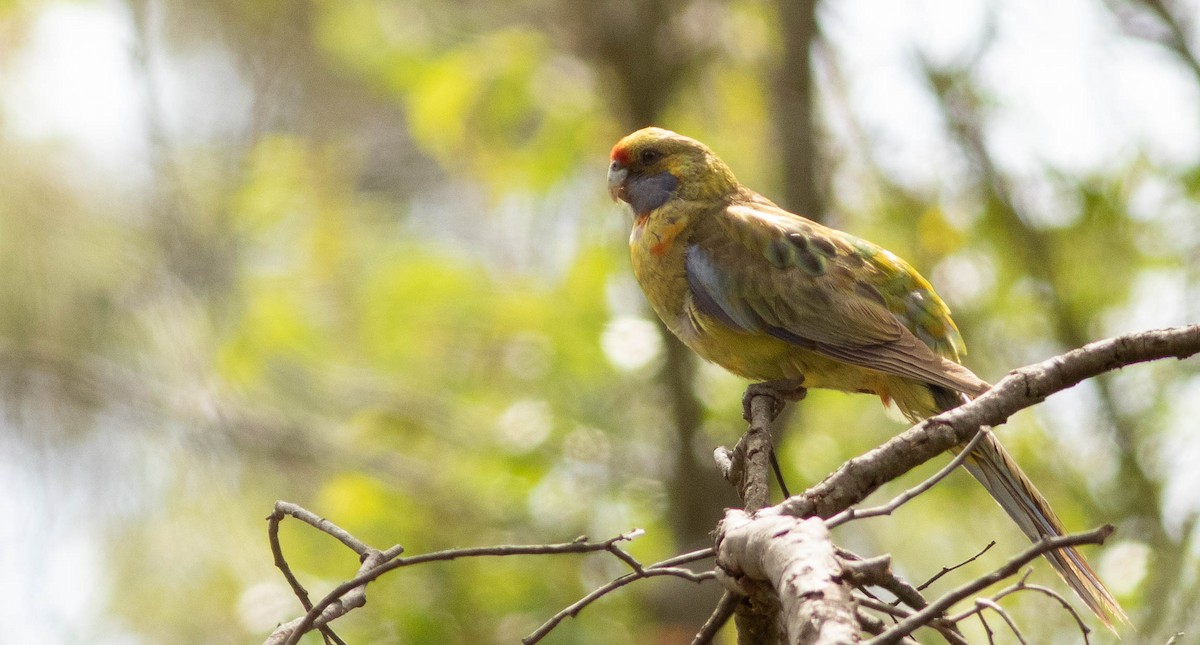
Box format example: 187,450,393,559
652,547,718,568
855,595,911,620
826,427,990,529
865,525,1114,644
974,598,1027,645
523,549,717,644
854,596,966,645
856,608,888,637
714,446,734,480
946,573,1092,644
978,611,996,644
268,500,656,645
269,500,377,557
268,543,405,645
266,501,397,645
917,541,997,592
692,590,741,645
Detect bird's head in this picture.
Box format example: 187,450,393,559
608,127,738,216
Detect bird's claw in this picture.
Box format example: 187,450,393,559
742,378,807,421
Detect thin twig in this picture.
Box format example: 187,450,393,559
654,547,717,568
917,541,997,592
293,532,648,645
857,595,911,620
267,501,384,645
691,590,740,645
978,610,995,645
272,511,648,645
271,500,375,556
854,596,967,645
523,564,716,643
946,573,1092,644
607,543,646,573
999,582,1090,643
974,598,1028,645
518,544,710,637
770,449,792,498
522,547,715,644
826,427,989,528
269,544,405,645
857,608,888,636
865,525,1114,644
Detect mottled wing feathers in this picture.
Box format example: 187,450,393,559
685,193,986,397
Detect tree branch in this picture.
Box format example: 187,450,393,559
825,427,990,529
946,573,1092,644
264,326,1197,643
716,509,860,644
266,500,658,645
712,390,793,643
865,525,1114,645
523,548,717,644
782,324,1200,520
838,553,927,614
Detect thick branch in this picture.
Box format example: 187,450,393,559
725,393,781,512
782,325,1200,519
717,509,859,644
713,391,791,643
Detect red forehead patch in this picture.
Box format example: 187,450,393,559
610,143,631,165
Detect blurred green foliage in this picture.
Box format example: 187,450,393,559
2,0,1199,644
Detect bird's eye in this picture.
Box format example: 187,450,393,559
640,149,661,164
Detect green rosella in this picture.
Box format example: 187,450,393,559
607,126,1126,627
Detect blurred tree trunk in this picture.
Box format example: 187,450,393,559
567,1,828,637
771,0,824,222
565,1,737,638
766,0,824,488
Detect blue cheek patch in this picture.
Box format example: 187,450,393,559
627,171,678,215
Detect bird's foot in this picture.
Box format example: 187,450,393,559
742,378,807,422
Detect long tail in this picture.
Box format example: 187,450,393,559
953,429,1129,628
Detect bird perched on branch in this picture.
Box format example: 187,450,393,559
607,126,1127,627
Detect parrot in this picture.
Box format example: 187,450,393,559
606,126,1127,627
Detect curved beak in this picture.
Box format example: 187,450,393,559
607,160,629,203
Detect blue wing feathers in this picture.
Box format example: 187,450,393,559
685,245,757,331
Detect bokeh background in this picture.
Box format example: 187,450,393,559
2,0,1199,642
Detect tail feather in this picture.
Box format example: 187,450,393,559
954,431,1130,628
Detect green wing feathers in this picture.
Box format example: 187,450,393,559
686,195,986,397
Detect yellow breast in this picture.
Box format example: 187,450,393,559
629,207,692,336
